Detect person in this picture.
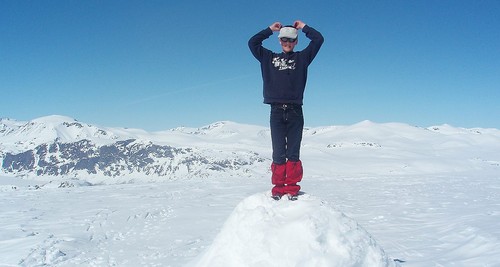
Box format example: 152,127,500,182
248,20,324,200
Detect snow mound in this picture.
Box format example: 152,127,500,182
191,192,395,267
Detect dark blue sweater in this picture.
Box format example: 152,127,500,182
248,25,324,105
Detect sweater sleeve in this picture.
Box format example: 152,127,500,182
301,25,324,63
248,27,274,62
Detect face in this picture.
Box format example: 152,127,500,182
280,37,297,53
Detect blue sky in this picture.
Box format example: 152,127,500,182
1,0,499,131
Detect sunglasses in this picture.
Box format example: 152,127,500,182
280,37,297,43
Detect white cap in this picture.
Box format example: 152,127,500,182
278,26,298,39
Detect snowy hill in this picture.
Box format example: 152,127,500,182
302,120,500,176
189,192,395,267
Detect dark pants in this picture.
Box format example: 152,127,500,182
270,104,304,164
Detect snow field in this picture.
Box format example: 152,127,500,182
1,172,500,266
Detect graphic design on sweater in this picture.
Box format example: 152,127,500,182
272,57,296,71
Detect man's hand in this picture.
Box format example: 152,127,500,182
293,20,306,30
269,22,282,31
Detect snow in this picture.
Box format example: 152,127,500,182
0,115,120,151
189,192,394,267
1,116,500,266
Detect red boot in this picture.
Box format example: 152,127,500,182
284,160,303,196
271,163,286,198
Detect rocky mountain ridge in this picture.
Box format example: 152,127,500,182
0,116,268,182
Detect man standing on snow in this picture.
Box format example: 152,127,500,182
248,20,324,200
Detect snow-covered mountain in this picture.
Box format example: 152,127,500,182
0,116,268,182
1,115,499,183
0,115,119,147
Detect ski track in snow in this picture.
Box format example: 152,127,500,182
1,173,499,266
